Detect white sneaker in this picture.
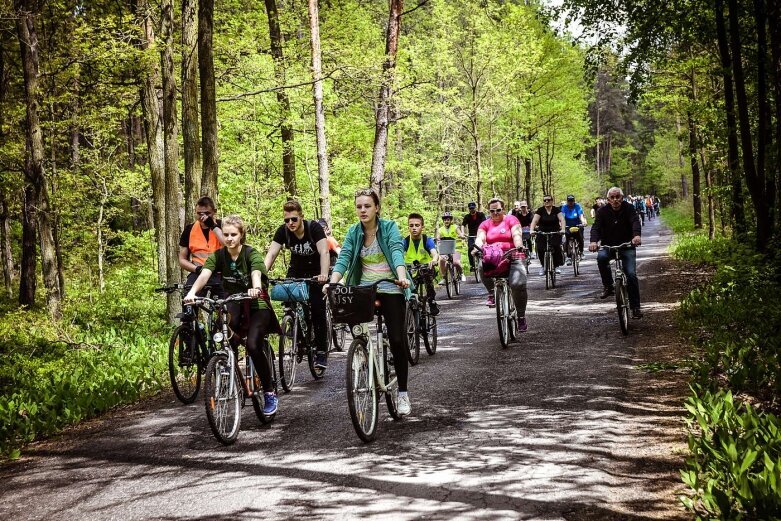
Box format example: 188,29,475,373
397,393,411,416
555,267,562,274
538,268,545,276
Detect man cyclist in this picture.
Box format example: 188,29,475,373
633,196,646,225
459,202,486,275
436,211,463,285
179,196,225,293
317,217,341,267
403,213,440,316
264,200,331,369
560,195,587,264
589,186,643,319
516,200,534,258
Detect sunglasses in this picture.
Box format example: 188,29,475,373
355,188,376,197
543,198,553,203
489,208,503,214
284,216,299,224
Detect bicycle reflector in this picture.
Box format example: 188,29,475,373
213,332,224,343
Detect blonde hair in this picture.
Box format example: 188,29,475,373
222,215,246,244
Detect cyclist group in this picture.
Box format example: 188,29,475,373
175,185,644,425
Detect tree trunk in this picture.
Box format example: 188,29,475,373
199,0,218,200
97,180,107,292
182,0,202,223
16,1,61,318
756,0,775,236
19,185,36,306
136,0,167,284
728,0,770,248
370,0,404,195
715,0,747,238
308,0,331,224
769,0,781,238
162,0,182,322
263,0,297,197
472,114,483,209
0,193,12,298
524,157,532,205
687,110,703,229
675,115,689,198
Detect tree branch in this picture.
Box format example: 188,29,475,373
217,67,343,102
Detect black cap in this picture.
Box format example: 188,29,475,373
566,195,575,201
468,202,477,209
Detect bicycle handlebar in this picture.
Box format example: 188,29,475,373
268,277,321,284
599,242,634,251
186,292,255,308
154,283,185,294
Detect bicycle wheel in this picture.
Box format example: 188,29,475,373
569,241,579,276
328,304,347,351
451,264,461,295
405,301,420,365
346,338,378,442
545,252,551,290
508,293,518,341
204,352,242,445
496,284,510,348
278,314,298,392
473,258,481,283
308,339,326,380
169,325,201,404
444,266,453,299
422,311,438,355
616,280,630,336
383,337,400,420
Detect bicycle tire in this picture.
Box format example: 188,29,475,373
473,262,481,283
422,312,437,355
169,324,201,404
616,280,630,336
570,240,579,277
328,304,347,351
496,284,510,348
346,338,378,442
444,266,453,299
405,301,420,365
508,292,518,341
278,314,298,392
545,252,552,290
451,264,461,295
204,352,242,445
383,337,400,420
307,325,327,380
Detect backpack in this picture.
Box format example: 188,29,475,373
217,245,255,289
482,243,509,277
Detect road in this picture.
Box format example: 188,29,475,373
0,217,688,520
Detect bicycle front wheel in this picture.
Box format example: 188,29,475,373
508,293,518,341
545,253,552,290
422,312,438,355
444,266,453,299
204,353,242,445
169,325,201,404
328,304,347,351
346,338,378,442
383,338,400,420
496,284,510,348
405,302,420,365
451,264,461,295
616,280,630,336
278,314,298,392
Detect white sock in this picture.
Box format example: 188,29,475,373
398,392,408,398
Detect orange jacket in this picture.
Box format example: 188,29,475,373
189,223,222,266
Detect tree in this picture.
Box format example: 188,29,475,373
199,0,218,200
182,0,202,222
308,0,331,224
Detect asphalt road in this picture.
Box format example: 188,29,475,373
0,217,687,520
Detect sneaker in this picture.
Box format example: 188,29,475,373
438,279,446,286
538,268,545,276
429,300,440,316
263,393,278,416
397,393,411,416
600,286,615,299
486,295,495,307
632,308,643,319
555,267,562,274
518,316,528,333
315,351,328,369
566,258,572,266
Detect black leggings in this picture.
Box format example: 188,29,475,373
536,235,564,268
226,303,275,393
377,293,409,393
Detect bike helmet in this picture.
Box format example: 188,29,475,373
442,211,453,219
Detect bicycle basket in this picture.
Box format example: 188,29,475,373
327,285,377,324
270,281,310,303
438,239,457,255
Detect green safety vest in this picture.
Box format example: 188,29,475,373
438,224,458,239
404,235,434,264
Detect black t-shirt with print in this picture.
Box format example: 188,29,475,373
272,220,327,277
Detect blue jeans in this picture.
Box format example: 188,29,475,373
597,247,640,309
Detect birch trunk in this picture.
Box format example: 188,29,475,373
308,0,331,224
0,194,12,298
182,0,202,222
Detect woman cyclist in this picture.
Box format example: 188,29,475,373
516,201,534,258
436,211,463,284
530,195,565,276
324,189,413,416
184,215,281,416
472,198,529,332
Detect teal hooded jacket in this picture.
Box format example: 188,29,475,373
333,217,412,300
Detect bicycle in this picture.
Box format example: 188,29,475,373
474,247,522,348
327,300,348,352
327,279,403,442
535,231,563,290
438,238,461,299
155,283,217,404
407,262,438,356
565,225,584,277
600,242,634,336
465,235,481,283
270,278,328,392
187,292,279,445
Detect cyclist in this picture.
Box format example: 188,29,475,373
184,215,281,415
179,196,225,292
645,195,654,221
317,217,341,267
633,195,646,225
435,211,463,285
510,201,523,220
403,213,440,316
264,200,330,369
529,195,565,276
472,198,528,331
515,200,534,257
459,202,486,274
589,186,643,319
325,189,412,416
561,195,587,264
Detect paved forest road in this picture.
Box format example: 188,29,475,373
1,217,690,520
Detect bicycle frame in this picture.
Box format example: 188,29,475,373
352,317,396,395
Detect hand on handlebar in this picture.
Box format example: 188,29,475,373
397,277,410,289
183,292,197,305
588,242,598,252
315,274,328,283
631,236,642,246
247,287,262,299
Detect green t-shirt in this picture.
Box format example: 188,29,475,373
204,245,268,310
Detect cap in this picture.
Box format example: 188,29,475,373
566,195,575,201
443,211,453,218
468,202,477,209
